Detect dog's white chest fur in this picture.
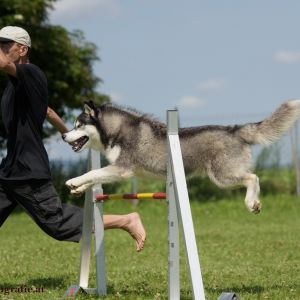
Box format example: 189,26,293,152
105,145,121,163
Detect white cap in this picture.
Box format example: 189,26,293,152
0,26,31,47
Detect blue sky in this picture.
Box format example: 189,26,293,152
46,0,300,161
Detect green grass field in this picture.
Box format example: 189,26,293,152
0,194,300,299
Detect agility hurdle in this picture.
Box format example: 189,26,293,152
96,192,166,201
64,110,239,300
63,109,204,299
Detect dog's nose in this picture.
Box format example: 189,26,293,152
61,133,66,140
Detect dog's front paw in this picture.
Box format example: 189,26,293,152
66,177,86,190
70,189,84,197
73,183,94,195
66,178,94,196
66,178,80,190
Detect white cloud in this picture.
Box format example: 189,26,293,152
196,78,225,92
274,51,300,64
176,96,206,109
50,0,121,22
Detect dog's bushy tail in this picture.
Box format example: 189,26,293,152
237,99,300,145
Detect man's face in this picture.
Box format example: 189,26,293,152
0,41,25,63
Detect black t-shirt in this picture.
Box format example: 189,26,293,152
0,63,51,180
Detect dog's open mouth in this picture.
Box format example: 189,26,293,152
71,136,89,152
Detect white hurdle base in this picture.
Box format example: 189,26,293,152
64,110,206,299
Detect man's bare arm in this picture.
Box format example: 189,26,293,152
46,107,68,134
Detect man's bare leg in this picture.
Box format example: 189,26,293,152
103,213,146,252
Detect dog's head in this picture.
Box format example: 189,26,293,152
62,101,103,152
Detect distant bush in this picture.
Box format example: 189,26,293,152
186,176,242,201
256,168,296,196
254,143,297,196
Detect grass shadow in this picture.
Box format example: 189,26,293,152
207,284,264,295
27,276,67,289
0,277,67,294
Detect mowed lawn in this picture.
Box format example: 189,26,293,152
0,194,300,299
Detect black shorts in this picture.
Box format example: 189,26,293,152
0,179,83,242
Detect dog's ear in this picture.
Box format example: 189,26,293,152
84,100,98,118
84,104,95,118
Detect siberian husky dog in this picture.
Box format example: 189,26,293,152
62,100,300,214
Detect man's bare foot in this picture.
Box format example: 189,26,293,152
122,212,146,252
103,213,146,251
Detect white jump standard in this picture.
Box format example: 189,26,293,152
64,149,106,298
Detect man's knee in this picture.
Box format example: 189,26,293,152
40,221,82,242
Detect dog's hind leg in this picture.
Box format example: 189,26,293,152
242,173,261,214
207,167,261,214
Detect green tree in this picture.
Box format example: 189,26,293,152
0,0,109,142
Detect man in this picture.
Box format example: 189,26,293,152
0,26,146,251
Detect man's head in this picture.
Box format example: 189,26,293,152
0,26,31,63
